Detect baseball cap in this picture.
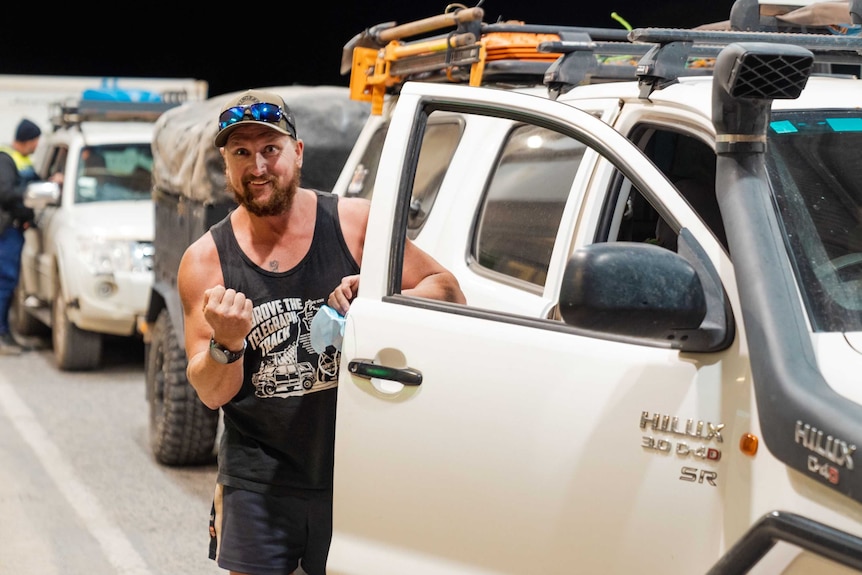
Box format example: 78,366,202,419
214,89,297,147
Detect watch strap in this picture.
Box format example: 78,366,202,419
209,336,247,364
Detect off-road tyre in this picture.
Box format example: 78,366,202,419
147,309,218,466
52,291,102,371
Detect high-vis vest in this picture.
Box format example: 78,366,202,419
0,146,38,185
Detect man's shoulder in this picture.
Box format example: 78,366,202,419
185,228,217,257
334,195,371,217
0,151,17,188
179,231,221,290
339,197,371,233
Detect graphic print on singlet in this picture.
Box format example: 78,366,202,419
248,295,339,399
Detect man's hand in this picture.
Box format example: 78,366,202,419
202,285,254,349
328,274,359,315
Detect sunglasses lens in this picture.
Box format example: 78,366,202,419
248,102,283,123
218,103,284,130
218,106,246,130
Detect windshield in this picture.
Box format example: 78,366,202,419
766,109,862,332
75,144,153,203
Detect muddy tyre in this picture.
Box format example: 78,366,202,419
147,309,218,466
52,292,102,371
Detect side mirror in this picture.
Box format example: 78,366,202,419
24,181,60,210
559,240,731,352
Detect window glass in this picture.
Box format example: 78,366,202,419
766,109,862,332
407,115,463,238
344,124,387,200
344,116,463,240
472,123,585,287
636,129,723,251
75,144,153,203
46,146,68,181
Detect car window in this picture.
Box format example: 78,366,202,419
44,145,68,182
381,94,708,327
599,126,725,255
344,125,386,200
344,115,464,240
75,144,153,203
639,128,724,251
472,123,585,287
407,116,464,239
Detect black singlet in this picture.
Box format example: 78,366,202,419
209,191,359,494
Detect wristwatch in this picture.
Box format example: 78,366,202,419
209,336,247,364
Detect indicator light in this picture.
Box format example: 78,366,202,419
740,433,759,456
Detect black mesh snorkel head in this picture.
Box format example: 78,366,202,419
711,42,813,155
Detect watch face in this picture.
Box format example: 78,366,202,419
210,345,229,364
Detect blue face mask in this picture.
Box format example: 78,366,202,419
310,304,346,353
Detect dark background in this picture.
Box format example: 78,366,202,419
1,2,734,97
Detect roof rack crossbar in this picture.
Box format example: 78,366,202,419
630,28,862,98
539,40,646,56
630,27,862,53
636,42,719,98
540,36,654,98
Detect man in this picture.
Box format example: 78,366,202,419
0,118,59,355
178,89,465,575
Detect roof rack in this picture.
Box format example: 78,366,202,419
342,7,644,114
50,99,181,130
342,1,862,113
49,85,188,130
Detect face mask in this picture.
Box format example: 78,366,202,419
310,304,346,353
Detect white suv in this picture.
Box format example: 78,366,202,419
12,98,183,370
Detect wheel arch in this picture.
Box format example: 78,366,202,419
146,280,185,344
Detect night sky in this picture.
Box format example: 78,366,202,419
2,2,734,97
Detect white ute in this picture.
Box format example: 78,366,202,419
325,1,862,573
12,82,206,370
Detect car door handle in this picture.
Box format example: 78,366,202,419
347,360,423,386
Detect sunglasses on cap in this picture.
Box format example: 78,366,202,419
218,102,291,132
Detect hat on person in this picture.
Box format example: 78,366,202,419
15,119,41,142
214,89,297,147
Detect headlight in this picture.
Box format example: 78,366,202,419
77,238,154,274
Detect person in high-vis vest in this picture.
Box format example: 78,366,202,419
0,118,61,355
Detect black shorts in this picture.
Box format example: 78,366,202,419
210,483,333,575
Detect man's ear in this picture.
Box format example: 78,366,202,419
294,139,304,168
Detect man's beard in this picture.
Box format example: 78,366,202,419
230,167,302,217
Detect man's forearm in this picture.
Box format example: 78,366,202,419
186,349,245,410
404,272,466,305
